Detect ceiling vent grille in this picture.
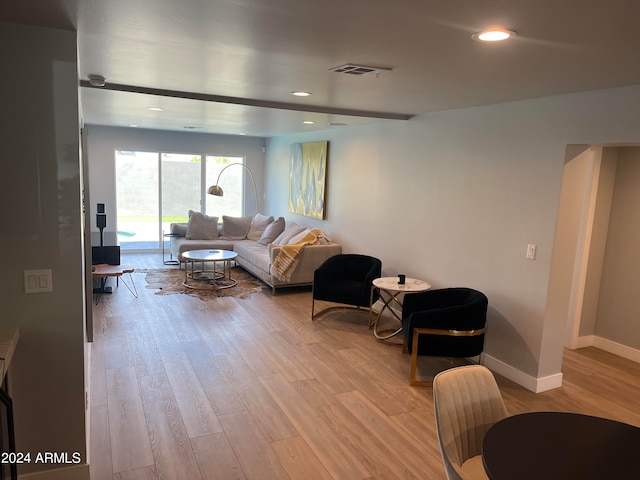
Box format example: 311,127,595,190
329,64,392,77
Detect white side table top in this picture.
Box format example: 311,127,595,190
182,249,238,261
373,276,431,293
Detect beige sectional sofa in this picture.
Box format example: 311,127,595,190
170,212,342,292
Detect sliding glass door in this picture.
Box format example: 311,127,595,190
205,156,244,218
161,153,201,237
116,151,244,251
115,151,159,250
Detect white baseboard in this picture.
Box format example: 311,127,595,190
570,335,640,364
572,334,595,349
485,335,640,393
19,464,89,480
592,336,640,363
482,354,563,393
534,372,565,393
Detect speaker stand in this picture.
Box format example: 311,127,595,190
93,277,112,294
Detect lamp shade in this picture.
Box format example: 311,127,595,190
206,162,259,214
207,185,224,196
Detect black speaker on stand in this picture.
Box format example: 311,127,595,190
97,212,107,245
92,203,120,265
92,203,120,294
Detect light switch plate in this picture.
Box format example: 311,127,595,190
24,269,53,294
526,244,537,260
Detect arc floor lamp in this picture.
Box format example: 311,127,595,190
207,163,259,214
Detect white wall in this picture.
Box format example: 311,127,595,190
0,23,88,478
265,85,640,391
548,144,640,365
85,125,266,241
578,147,617,338
546,146,596,355
596,147,640,348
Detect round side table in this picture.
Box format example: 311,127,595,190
371,276,431,340
163,232,181,265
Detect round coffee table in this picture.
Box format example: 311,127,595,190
182,249,238,290
371,276,431,340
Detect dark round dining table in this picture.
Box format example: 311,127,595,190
482,411,640,480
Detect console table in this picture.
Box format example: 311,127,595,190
92,264,137,304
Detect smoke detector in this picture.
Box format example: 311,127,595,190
329,64,392,77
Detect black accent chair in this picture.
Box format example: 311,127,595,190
311,254,382,322
401,288,488,386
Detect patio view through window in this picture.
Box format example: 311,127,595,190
115,150,245,251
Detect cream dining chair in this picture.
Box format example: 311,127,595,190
432,365,508,480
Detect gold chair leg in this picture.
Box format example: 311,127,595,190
410,330,418,385
369,285,375,328
409,329,433,387
312,304,367,320
408,327,486,386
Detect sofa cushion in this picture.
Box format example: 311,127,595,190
247,213,275,241
233,241,271,273
258,216,285,245
220,215,253,240
173,238,235,258
171,222,188,236
287,228,331,245
287,228,312,244
272,223,306,245
186,211,219,240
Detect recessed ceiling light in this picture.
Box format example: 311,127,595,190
303,120,315,125
147,107,164,111
472,29,517,42
128,124,138,128
238,132,247,136
291,91,312,97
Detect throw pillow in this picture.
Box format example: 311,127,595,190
186,210,219,240
287,228,312,244
247,213,275,241
258,217,286,245
170,223,188,236
220,215,253,240
272,223,306,246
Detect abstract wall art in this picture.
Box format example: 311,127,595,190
289,141,328,219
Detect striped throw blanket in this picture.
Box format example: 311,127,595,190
271,228,328,281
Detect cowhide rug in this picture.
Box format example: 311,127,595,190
140,266,265,301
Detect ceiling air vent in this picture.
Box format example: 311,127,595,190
329,64,392,77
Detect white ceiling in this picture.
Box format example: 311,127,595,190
3,0,640,137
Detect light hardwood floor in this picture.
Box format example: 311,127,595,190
89,252,640,480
